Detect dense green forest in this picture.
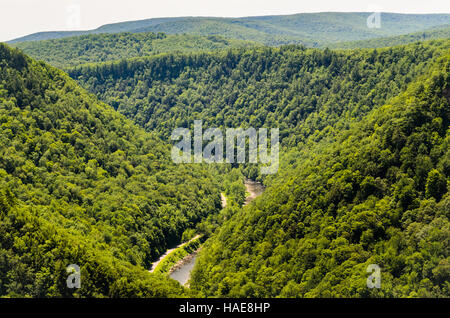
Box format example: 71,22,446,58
190,56,450,297
9,13,450,46
0,43,223,297
11,27,450,71
14,32,257,69
68,41,448,150
65,40,449,297
1,17,449,298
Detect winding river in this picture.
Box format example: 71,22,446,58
167,180,265,286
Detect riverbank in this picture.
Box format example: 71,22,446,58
168,249,201,287
151,180,265,286
150,234,202,274
148,193,228,278
244,180,265,206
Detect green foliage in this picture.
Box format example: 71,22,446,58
190,57,450,297
65,42,449,298
2,34,449,299
69,40,448,153
425,169,447,200
14,32,257,69
181,228,197,242
194,168,246,238
0,43,222,296
0,194,185,297
153,236,203,275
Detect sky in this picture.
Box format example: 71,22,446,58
1,0,449,41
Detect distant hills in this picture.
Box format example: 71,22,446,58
13,32,257,69
331,24,450,49
8,12,450,46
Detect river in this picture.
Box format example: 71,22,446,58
149,234,201,273
167,180,265,286
244,180,265,206
168,252,198,286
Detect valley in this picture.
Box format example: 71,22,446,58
0,10,448,299
154,179,265,286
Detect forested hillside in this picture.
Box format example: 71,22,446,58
11,27,450,71
1,21,449,298
190,56,450,297
9,13,450,46
67,39,450,297
0,43,222,297
332,25,450,49
13,32,257,69
68,41,448,154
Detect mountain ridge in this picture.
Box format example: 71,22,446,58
8,12,450,46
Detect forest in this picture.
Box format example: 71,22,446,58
13,32,256,69
0,12,449,298
63,40,449,297
190,56,450,297
0,43,223,296
67,41,448,156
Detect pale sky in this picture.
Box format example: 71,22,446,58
1,0,449,42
